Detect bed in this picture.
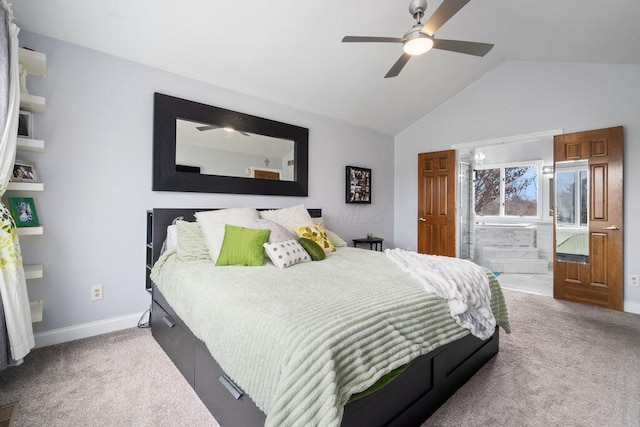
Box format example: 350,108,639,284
148,208,510,427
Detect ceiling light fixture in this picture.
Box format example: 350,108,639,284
403,36,433,55
403,25,433,56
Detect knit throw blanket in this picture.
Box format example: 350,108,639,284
152,247,510,427
385,248,496,340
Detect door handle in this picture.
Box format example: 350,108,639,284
162,316,175,328
419,217,427,222
602,225,620,231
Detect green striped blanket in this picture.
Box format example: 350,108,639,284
152,247,510,427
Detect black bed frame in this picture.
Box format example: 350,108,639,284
148,208,500,427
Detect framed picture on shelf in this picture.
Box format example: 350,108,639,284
8,197,40,227
346,165,372,204
11,160,37,182
18,110,32,138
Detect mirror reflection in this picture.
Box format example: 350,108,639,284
555,159,588,263
175,119,295,181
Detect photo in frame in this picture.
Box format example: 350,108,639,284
346,166,371,204
12,160,37,182
8,197,40,227
18,110,32,138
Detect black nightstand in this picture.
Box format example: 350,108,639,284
353,237,384,252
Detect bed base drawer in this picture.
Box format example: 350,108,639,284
194,342,267,426
151,300,195,386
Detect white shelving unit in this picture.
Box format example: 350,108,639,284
19,48,46,77
24,264,43,280
16,226,44,236
16,137,45,153
19,93,45,113
14,46,47,323
7,182,44,191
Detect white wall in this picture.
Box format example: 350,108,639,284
18,31,394,334
394,60,640,312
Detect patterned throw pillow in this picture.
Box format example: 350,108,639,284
263,240,311,269
295,224,336,253
176,221,210,261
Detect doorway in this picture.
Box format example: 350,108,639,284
453,130,558,296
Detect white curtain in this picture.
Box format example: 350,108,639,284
0,0,34,362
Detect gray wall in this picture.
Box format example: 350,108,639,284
176,144,283,178
19,31,395,333
394,60,640,312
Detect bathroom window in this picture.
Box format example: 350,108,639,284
474,161,541,218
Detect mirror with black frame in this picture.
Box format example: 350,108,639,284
555,159,588,263
153,93,309,196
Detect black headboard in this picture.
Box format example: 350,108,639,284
150,208,322,269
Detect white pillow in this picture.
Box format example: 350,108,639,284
263,239,311,269
165,225,178,250
259,204,314,233
195,208,260,263
326,229,347,247
255,218,296,243
312,216,324,227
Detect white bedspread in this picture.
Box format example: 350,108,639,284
152,247,509,426
385,249,496,340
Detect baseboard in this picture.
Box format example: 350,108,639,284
34,312,146,348
624,301,640,315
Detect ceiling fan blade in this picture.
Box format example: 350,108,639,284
239,131,251,137
384,53,412,78
342,36,405,43
196,125,220,131
421,0,471,36
432,38,494,57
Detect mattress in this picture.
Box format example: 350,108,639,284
151,246,510,427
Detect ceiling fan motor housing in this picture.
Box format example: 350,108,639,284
409,0,428,19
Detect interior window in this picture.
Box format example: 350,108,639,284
475,162,541,218
474,168,500,216
504,166,538,216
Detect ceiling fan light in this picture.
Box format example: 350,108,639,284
403,37,433,55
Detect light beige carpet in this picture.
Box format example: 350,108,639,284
424,289,640,426
0,327,217,426
0,289,638,426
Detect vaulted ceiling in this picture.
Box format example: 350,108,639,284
12,0,640,135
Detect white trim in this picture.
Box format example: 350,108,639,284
624,301,640,315
33,312,145,348
451,129,563,150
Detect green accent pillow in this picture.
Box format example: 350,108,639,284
298,237,326,261
176,221,210,261
215,224,270,266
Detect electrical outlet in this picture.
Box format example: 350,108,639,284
91,284,103,301
630,275,640,287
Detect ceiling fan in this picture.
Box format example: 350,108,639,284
342,0,494,78
196,124,250,136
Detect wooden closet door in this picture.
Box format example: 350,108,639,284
553,126,623,310
417,150,456,257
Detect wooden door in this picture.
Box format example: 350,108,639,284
253,169,280,180
553,126,623,310
417,150,456,256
